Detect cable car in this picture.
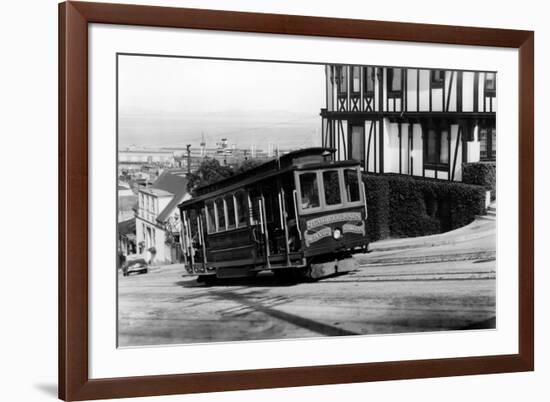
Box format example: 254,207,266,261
178,147,368,281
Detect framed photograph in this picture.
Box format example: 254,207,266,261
59,1,534,400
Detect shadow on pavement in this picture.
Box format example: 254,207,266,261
175,272,334,288
210,289,359,337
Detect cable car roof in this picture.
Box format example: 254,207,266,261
178,147,360,209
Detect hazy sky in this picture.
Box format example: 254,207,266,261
118,55,326,149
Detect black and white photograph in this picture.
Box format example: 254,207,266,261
3,0,545,400
116,54,497,347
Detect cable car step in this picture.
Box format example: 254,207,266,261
308,257,358,279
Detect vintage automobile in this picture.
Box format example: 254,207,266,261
178,147,368,281
122,255,149,276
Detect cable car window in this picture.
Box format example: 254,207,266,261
188,208,198,237
206,202,216,233
225,194,236,228
323,170,342,205
299,172,320,210
250,195,261,225
235,191,248,227
344,168,361,202
215,198,226,231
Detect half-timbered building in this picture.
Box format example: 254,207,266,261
320,65,496,181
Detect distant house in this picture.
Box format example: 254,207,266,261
135,169,190,264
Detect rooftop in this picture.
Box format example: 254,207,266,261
151,169,188,194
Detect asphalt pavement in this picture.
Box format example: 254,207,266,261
118,217,496,347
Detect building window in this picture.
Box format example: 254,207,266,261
335,65,348,94
425,128,450,169
479,127,496,160
431,70,445,88
322,170,342,206
479,129,487,159
387,68,403,97
351,66,361,94
363,67,375,95
485,72,496,96
349,124,365,166
299,172,320,210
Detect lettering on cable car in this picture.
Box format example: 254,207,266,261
305,212,363,230
343,221,366,235
304,227,333,246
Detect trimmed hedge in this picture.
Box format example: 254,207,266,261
462,162,496,200
363,173,487,240
363,175,390,241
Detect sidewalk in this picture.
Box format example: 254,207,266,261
369,215,496,253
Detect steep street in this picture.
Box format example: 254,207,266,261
118,218,496,347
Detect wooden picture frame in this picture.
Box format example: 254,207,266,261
59,1,534,400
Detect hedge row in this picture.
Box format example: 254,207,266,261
363,175,390,241
462,162,496,201
363,173,487,241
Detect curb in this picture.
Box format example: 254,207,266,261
357,250,496,267
369,220,495,253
